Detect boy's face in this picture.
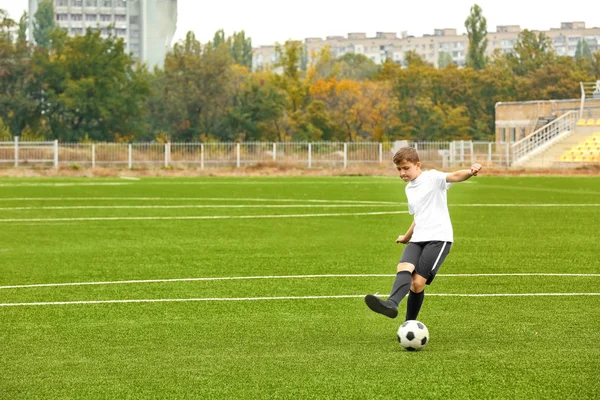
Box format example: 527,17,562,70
395,159,421,182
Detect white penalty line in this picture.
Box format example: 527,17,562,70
0,211,408,223
1,293,599,307
1,273,599,290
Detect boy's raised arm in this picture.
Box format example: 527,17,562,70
445,163,482,183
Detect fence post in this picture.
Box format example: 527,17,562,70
488,142,492,165
201,143,204,169
236,143,240,168
164,142,170,168
128,144,133,169
470,141,474,164
379,143,383,163
54,140,59,168
14,136,18,167
505,143,510,167
308,143,312,168
273,142,276,161
92,144,96,168
343,143,348,169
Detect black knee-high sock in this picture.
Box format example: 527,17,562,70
405,290,425,321
387,271,412,306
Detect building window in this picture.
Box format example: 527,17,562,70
72,0,83,6
115,0,126,7
116,28,126,36
56,14,69,21
56,0,69,6
100,14,112,22
85,14,97,21
85,0,98,6
510,127,516,142
71,14,83,21
114,14,126,22
129,15,139,24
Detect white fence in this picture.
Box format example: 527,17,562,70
0,139,522,169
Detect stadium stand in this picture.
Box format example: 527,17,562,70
558,132,600,162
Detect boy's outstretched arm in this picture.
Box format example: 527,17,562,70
396,220,415,244
446,163,482,183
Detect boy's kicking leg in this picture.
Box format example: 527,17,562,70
364,263,415,319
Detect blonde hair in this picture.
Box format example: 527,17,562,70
393,147,420,164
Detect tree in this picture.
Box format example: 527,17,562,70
574,39,593,61
0,10,39,138
438,52,454,68
31,28,150,141
228,30,252,68
159,31,236,141
465,4,488,70
33,0,55,49
505,29,555,76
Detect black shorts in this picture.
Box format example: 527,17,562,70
399,241,452,285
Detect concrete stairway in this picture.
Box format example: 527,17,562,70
518,129,599,168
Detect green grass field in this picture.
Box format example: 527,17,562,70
0,174,599,399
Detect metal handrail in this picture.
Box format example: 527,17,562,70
511,110,578,164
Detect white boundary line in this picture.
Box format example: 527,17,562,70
1,273,598,290
0,210,408,223
0,197,398,204
1,293,599,307
0,204,401,211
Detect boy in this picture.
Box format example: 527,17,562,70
365,147,482,320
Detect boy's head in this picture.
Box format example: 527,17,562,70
393,147,421,182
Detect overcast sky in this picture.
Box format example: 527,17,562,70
2,0,600,47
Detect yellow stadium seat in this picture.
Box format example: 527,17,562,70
596,119,600,126
576,119,586,126
587,119,596,125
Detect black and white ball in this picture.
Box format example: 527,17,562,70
397,320,429,351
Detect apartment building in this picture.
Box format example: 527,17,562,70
28,0,177,68
252,22,600,71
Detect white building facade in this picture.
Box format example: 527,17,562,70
253,22,600,71
28,0,177,68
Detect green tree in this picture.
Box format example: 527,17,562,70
228,72,289,141
31,28,150,141
505,29,555,76
33,0,56,49
0,10,40,138
159,31,236,141
574,39,593,61
438,52,454,68
0,117,11,140
465,4,488,70
228,30,252,68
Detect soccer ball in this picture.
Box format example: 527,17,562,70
397,320,429,351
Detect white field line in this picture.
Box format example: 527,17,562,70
0,197,398,205
0,210,409,223
0,204,401,211
1,293,599,307
1,273,598,290
120,176,140,181
0,183,131,187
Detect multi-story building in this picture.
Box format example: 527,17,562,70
27,0,177,68
252,22,600,71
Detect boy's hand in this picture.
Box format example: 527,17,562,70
396,235,410,244
470,163,482,176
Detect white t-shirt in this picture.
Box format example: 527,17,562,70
405,169,453,243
